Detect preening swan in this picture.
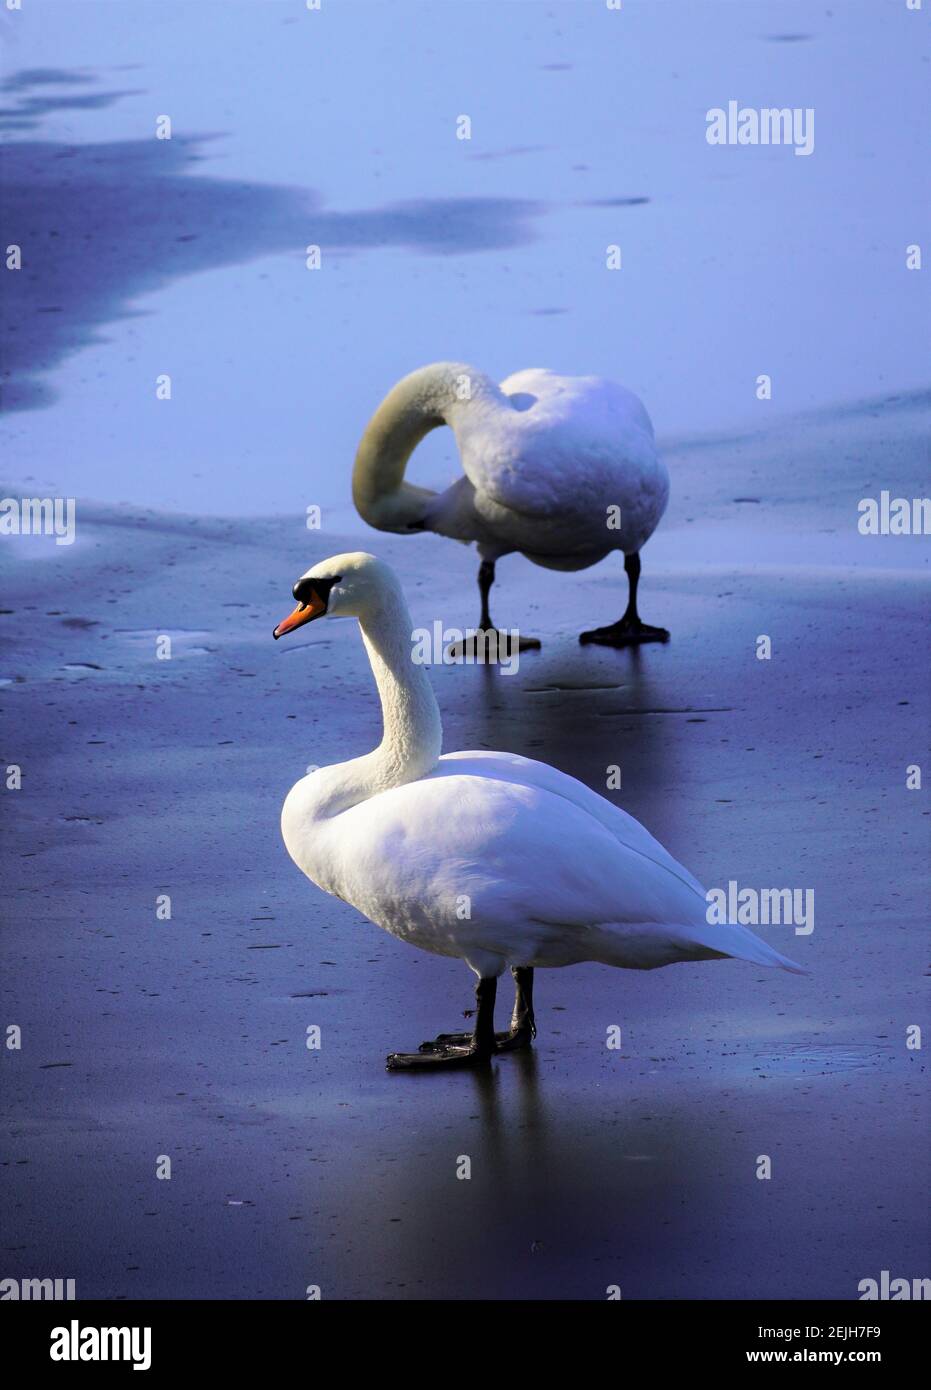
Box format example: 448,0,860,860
273,553,805,1071
352,362,670,650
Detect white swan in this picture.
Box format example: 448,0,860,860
273,553,805,1071
352,362,670,650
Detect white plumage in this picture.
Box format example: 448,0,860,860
274,553,805,1069
352,364,672,646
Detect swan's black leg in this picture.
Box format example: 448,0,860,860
508,965,536,1048
579,551,669,647
387,976,498,1070
419,966,536,1054
478,557,495,630
446,560,542,660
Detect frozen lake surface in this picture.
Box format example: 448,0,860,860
0,0,928,1301
2,395,928,1298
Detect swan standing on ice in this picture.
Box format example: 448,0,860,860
273,552,804,1071
352,363,670,650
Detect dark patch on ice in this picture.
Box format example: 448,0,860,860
0,68,127,130
580,196,650,207
467,145,549,161
290,990,347,998
598,706,733,716
527,683,626,693
2,69,97,93
1,73,547,412
0,88,140,131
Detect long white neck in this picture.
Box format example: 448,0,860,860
306,590,443,819
360,588,443,788
352,362,504,531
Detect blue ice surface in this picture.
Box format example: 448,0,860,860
0,0,928,517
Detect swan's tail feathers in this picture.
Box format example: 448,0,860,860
687,919,810,975
590,920,810,974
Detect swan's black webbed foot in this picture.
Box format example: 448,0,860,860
579,616,670,648
386,1041,493,1070
446,629,541,662
446,559,543,661
387,975,505,1072
416,968,536,1057
582,552,669,647
418,1025,534,1054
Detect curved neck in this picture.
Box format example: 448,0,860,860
360,589,443,788
352,362,503,531
311,591,443,818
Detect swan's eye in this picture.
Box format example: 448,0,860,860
292,574,342,607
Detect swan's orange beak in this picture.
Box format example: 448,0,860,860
273,591,326,639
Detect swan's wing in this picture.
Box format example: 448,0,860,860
499,370,656,442
455,372,664,525
435,750,707,900
330,772,702,939
325,770,804,973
